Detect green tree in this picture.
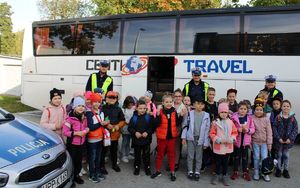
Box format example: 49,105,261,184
92,0,222,16
250,0,300,6
12,30,24,56
37,0,93,20
0,2,14,55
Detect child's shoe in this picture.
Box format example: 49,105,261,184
253,169,259,181
151,171,161,179
275,169,282,177
262,174,271,182
134,166,140,175
121,156,129,163
74,175,84,184
170,172,176,181
283,170,290,179
231,171,238,180
194,172,200,181
243,172,251,181
187,171,194,180
211,174,218,185
145,166,151,176
222,175,230,186
112,165,121,172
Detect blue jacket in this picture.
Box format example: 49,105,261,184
181,110,210,147
272,112,298,149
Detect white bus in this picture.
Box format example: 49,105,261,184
22,6,300,124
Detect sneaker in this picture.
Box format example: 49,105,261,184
89,176,100,183
151,171,161,179
121,157,129,163
74,175,84,184
188,171,194,180
80,168,87,175
262,174,271,182
145,167,151,176
134,166,140,175
275,169,282,177
128,155,135,160
283,170,290,179
222,175,230,186
117,158,120,165
243,172,251,181
97,173,105,181
112,165,121,172
253,169,259,181
211,174,218,185
231,171,238,180
100,168,108,175
194,173,200,181
200,166,206,173
170,172,176,181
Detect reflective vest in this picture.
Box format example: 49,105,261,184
156,109,177,140
185,82,209,101
91,73,112,95
272,89,279,98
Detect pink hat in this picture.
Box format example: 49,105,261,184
84,91,92,100
218,102,229,114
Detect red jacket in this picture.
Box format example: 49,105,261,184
156,109,177,140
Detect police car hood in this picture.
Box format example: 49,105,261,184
0,118,60,169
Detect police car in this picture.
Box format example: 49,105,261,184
0,108,72,188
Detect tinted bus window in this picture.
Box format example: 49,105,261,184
179,16,240,54
76,21,121,54
245,13,300,55
122,18,176,53
34,25,75,55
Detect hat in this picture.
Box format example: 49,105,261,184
100,60,109,66
84,91,92,100
227,88,237,95
73,90,84,98
90,93,102,104
94,87,104,94
144,90,153,99
218,102,229,114
265,75,277,83
72,97,85,109
106,91,118,98
191,68,201,76
254,98,265,109
50,88,62,100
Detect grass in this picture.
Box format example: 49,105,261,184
0,95,36,113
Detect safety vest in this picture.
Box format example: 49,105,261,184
156,109,177,140
272,89,279,98
185,82,209,101
91,73,112,95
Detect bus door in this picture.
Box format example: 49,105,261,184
147,57,175,103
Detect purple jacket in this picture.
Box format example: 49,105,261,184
231,113,255,148
63,115,88,145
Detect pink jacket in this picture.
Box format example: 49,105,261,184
252,116,273,145
63,115,88,145
147,101,157,118
231,113,255,148
40,104,66,138
210,119,238,155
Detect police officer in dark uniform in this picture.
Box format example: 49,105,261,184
259,75,283,106
182,68,209,104
85,60,113,94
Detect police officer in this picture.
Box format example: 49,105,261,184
85,60,113,94
182,68,209,104
259,75,283,106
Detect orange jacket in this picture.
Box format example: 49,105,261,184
110,121,126,141
156,109,177,140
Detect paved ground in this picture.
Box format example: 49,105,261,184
16,111,300,188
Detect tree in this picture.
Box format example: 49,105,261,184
12,30,24,56
37,0,93,20
92,0,222,16
0,2,14,55
250,0,300,6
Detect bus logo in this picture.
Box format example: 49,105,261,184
121,56,148,76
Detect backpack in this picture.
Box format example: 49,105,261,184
261,153,275,175
132,114,150,126
46,106,66,119
182,111,191,131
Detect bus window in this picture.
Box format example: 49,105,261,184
75,21,121,54
34,25,75,55
122,18,176,54
179,16,240,54
245,13,300,55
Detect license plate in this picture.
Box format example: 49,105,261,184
41,171,68,188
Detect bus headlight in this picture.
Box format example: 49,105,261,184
0,173,9,187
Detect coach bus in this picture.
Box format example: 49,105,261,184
22,6,300,124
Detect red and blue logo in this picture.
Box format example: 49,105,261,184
121,56,148,76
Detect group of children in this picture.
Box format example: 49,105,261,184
40,86,298,187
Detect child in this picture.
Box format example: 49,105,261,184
121,96,136,163
270,98,282,159
252,98,273,181
151,93,181,181
128,100,154,176
273,100,298,179
144,90,157,118
231,101,255,181
181,98,210,181
227,88,238,115
210,102,238,186
63,97,89,185
205,87,218,121
257,91,272,115
86,93,109,183
101,91,125,173
183,96,192,111
40,88,66,139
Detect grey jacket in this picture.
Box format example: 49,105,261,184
181,110,211,147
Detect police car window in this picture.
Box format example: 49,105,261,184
245,13,300,55
122,18,176,54
76,21,121,54
179,16,240,54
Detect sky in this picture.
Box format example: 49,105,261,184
1,0,249,32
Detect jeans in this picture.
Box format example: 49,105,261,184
252,143,268,171
277,145,290,170
121,134,131,158
215,154,229,175
67,144,83,177
87,141,103,177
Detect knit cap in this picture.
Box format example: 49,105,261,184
90,93,102,104
218,102,229,114
50,88,62,100
73,97,85,109
144,90,153,99
254,98,265,109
